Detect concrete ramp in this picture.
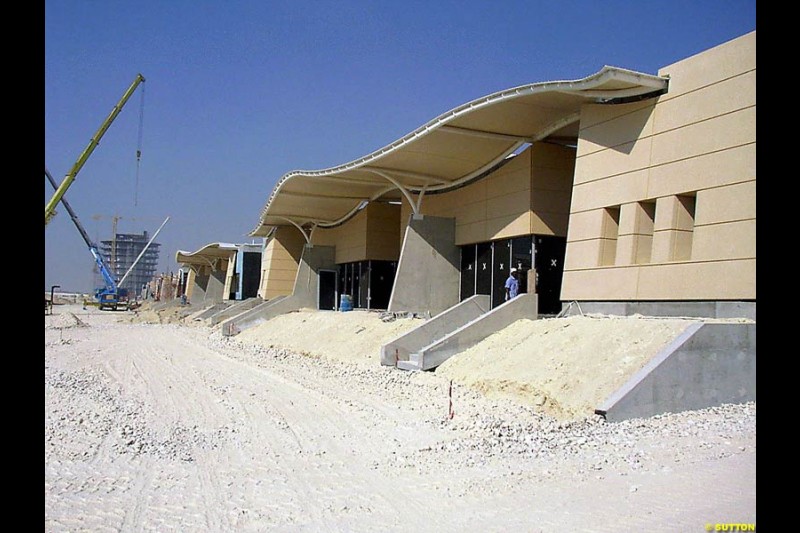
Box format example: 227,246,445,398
596,322,756,422
220,295,292,336
381,295,491,366
398,292,538,371
192,301,232,321
220,243,336,336
208,297,262,325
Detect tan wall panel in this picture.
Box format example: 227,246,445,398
487,190,530,216
577,104,657,158
573,139,654,185
618,201,655,236
451,200,486,225
658,31,755,98
562,259,755,301
185,270,196,300
530,210,569,236
651,229,673,264
563,239,604,270
650,107,755,167
263,279,296,299
399,201,412,237
529,141,576,172
615,234,636,266
560,267,640,300
259,227,305,299
653,71,755,134
367,201,401,220
564,209,607,242
529,166,575,191
636,259,755,300
692,220,756,262
653,195,683,232
647,144,755,199
485,212,531,240
335,247,362,265
615,234,654,266
310,228,337,247
455,221,487,245
486,167,530,199
576,99,656,131
531,189,572,213
366,202,401,261
695,181,756,226
570,170,650,213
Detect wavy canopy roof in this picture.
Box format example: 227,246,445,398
250,66,668,237
175,242,238,268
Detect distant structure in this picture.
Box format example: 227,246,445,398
99,231,161,294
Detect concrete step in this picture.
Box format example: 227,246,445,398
396,360,422,371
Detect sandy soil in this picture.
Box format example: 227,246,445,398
46,304,756,531
236,308,424,367
436,314,697,419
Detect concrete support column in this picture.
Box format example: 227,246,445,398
191,266,209,302
205,267,227,302
388,215,460,317
292,244,336,308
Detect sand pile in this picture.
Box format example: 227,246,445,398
435,314,703,419
45,312,89,329
236,308,424,366
234,308,754,420
128,302,196,324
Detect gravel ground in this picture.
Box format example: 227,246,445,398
45,304,756,532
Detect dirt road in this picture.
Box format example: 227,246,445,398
45,305,756,532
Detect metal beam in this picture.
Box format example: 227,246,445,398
275,216,313,244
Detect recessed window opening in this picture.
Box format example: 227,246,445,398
601,206,620,266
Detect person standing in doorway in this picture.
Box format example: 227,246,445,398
505,268,520,301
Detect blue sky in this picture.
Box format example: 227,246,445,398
44,0,756,294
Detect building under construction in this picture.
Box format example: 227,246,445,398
99,231,161,294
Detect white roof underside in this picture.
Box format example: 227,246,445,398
251,66,668,237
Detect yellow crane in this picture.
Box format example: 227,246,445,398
45,73,146,226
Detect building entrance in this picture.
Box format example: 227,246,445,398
459,234,565,313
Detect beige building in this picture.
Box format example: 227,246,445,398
177,242,262,303
251,31,755,319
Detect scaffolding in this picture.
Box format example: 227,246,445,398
98,231,161,294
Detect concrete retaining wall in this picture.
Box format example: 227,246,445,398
596,322,756,422
560,301,756,321
388,215,460,317
209,297,262,325
205,269,227,302
193,302,232,321
220,244,337,336
220,295,289,336
400,292,538,371
380,295,491,366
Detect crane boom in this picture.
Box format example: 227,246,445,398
45,167,122,309
45,73,146,225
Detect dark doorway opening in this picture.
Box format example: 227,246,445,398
318,270,337,310
534,235,567,315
